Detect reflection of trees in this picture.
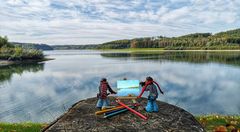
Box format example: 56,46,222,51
0,63,44,82
100,52,240,66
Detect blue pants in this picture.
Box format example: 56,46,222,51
96,98,110,108
145,96,159,112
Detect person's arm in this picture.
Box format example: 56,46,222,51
98,85,101,94
138,83,150,98
107,83,117,94
97,85,101,98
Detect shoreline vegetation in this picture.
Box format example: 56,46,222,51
52,28,240,50
0,122,47,132
196,115,240,131
98,48,240,52
0,36,49,66
0,115,239,132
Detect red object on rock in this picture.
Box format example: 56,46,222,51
116,99,148,120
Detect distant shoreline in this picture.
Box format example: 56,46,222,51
97,48,240,52
52,48,240,52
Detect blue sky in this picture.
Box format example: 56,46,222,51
0,0,240,45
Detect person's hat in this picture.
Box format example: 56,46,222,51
146,76,153,81
101,78,107,82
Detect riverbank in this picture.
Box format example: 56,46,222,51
0,115,239,132
99,48,240,52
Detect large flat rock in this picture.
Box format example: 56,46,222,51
42,97,205,132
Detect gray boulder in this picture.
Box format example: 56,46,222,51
43,97,205,132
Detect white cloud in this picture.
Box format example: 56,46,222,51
0,0,240,44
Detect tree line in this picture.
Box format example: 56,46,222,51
95,29,240,50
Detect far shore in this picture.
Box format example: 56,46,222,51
52,48,240,52
97,48,240,52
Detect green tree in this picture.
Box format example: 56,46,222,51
0,36,10,48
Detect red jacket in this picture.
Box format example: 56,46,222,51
98,81,116,99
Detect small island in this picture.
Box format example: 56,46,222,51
0,36,47,66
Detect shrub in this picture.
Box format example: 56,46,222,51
0,47,44,61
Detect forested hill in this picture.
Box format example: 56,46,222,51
53,28,240,50
52,44,96,50
214,28,240,37
12,42,53,50
97,28,240,50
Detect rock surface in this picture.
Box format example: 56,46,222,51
42,97,205,132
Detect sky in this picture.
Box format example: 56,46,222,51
0,0,240,45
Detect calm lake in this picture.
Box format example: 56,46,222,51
0,50,240,122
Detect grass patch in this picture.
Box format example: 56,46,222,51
0,115,239,131
196,115,240,131
0,122,47,132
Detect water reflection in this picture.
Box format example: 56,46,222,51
100,51,240,67
0,63,44,83
0,51,239,123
